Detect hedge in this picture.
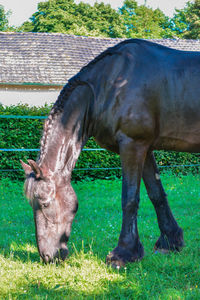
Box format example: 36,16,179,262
0,104,199,181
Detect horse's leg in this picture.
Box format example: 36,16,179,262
106,137,148,267
142,151,184,252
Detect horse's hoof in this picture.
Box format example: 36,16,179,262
154,228,184,253
106,252,126,269
106,245,144,268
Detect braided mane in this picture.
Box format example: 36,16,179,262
38,39,140,163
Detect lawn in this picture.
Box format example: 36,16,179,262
0,172,200,299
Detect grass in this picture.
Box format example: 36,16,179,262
0,172,200,299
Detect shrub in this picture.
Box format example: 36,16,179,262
0,104,199,181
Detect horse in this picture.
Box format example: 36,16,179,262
21,39,200,268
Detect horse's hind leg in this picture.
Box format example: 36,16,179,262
142,151,184,253
106,137,148,268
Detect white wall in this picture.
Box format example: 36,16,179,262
0,86,62,107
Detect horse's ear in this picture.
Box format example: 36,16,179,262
20,160,32,176
27,159,44,179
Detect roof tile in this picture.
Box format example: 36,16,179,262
0,32,200,85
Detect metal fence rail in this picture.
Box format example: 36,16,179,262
0,148,106,152
1,165,200,173
1,114,200,173
0,115,47,119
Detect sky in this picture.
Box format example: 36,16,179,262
0,0,189,27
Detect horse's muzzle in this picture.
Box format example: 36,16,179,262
41,247,69,263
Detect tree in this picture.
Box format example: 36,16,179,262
169,0,200,39
0,5,10,31
168,8,189,38
183,0,200,39
19,0,191,39
20,0,126,38
119,0,173,39
168,2,194,38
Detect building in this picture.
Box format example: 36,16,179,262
1,32,200,106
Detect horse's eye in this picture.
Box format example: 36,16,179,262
41,202,50,209
39,202,50,209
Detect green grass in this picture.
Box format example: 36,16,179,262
0,173,200,299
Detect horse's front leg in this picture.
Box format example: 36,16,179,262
106,137,148,268
143,151,184,253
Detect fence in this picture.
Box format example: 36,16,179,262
1,114,200,174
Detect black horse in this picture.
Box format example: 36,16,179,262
21,39,200,267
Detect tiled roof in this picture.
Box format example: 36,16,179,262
0,32,200,86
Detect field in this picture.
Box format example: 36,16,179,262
0,172,200,299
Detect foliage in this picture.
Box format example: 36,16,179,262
0,175,200,298
15,0,200,39
20,0,126,38
183,0,200,39
167,2,193,38
18,0,200,39
167,7,189,38
119,0,173,38
0,4,11,31
19,0,179,39
0,104,199,181
169,0,200,39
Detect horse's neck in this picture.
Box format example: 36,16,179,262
38,99,90,177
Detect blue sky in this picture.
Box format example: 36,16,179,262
0,0,189,27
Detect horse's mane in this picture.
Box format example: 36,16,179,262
38,39,144,163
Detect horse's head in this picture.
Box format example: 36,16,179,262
21,159,78,263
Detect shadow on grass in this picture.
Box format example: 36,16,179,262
3,248,40,263
0,240,40,263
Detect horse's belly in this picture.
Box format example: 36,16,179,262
153,136,200,152
157,110,200,153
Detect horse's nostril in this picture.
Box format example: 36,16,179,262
59,248,68,261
